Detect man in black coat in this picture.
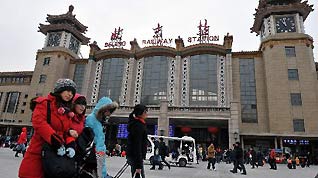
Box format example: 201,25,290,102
230,142,247,175
159,137,171,169
127,105,148,178
250,147,258,169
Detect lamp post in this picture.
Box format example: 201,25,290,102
234,132,238,141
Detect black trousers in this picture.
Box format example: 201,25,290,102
207,158,216,169
160,155,170,168
127,157,145,178
233,158,246,173
269,158,277,170
250,159,258,168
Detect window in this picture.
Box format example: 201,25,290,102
3,92,20,113
291,93,302,106
288,69,299,80
141,56,168,105
73,64,86,93
240,59,258,123
39,74,47,83
24,94,28,98
23,102,26,106
285,46,296,57
189,54,218,106
21,110,25,114
293,119,305,132
99,58,125,102
43,57,51,65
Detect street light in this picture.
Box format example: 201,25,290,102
234,132,238,141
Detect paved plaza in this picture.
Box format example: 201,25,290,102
0,148,317,178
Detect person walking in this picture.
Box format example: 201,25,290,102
126,104,148,178
85,96,119,178
269,149,277,170
230,142,246,175
19,78,77,178
159,137,171,170
150,138,163,170
249,147,258,169
15,127,27,157
207,143,216,171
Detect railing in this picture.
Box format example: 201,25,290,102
87,105,230,113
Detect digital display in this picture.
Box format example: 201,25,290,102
154,125,174,137
299,140,310,145
283,139,297,145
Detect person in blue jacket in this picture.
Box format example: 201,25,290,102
85,97,118,178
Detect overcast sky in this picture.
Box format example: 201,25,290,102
0,0,317,72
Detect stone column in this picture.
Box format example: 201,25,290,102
158,100,169,136
229,101,240,148
274,137,278,149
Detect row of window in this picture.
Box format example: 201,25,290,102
92,55,220,106
0,92,28,114
0,77,31,84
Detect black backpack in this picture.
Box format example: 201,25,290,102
41,100,78,178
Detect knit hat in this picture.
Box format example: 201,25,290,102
54,79,77,95
74,96,87,106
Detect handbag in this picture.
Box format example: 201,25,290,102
41,101,77,178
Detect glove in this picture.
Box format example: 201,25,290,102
96,151,105,158
66,147,75,158
57,145,66,156
50,133,63,150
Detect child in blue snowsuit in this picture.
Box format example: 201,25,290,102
85,97,118,178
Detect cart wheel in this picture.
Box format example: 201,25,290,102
178,158,187,167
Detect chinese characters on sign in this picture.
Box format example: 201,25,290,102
188,19,219,43
142,23,173,46
104,27,126,48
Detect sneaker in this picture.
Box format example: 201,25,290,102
230,170,237,173
213,168,216,171
241,172,247,175
150,167,155,170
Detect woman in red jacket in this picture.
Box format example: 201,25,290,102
69,93,87,137
15,127,27,157
19,79,77,178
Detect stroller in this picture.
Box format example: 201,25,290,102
75,127,98,178
75,127,129,178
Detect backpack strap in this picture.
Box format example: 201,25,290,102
47,101,51,124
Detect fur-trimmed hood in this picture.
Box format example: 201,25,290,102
93,97,119,121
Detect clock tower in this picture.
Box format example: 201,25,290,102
30,5,90,97
250,0,318,135
39,5,90,54
251,0,313,40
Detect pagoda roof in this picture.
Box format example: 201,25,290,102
251,0,314,34
46,5,87,33
38,5,90,44
39,23,90,45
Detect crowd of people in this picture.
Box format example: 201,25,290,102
0,78,315,178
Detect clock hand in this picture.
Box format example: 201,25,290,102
282,19,287,27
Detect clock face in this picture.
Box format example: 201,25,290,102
47,33,61,47
69,36,80,54
275,16,296,33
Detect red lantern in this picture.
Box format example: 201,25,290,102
208,127,219,134
181,127,192,133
